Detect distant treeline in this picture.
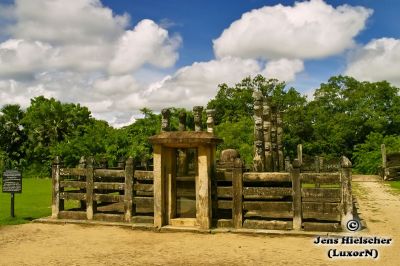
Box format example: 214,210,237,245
1,75,400,177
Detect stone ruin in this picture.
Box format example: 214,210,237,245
252,90,284,172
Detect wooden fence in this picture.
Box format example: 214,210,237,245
215,157,353,232
381,144,400,180
52,156,353,232
51,156,154,223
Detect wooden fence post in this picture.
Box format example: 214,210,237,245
51,156,61,218
124,157,134,222
340,156,353,230
291,159,302,230
78,156,87,210
86,157,94,220
297,144,303,166
232,158,243,228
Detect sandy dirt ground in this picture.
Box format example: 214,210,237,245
0,181,398,266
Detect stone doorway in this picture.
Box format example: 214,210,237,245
175,148,197,220
149,131,221,230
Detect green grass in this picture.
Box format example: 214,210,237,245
0,178,52,225
388,181,400,191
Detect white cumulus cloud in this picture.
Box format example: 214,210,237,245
213,0,372,60
109,19,181,75
143,57,262,109
345,38,400,86
262,59,304,82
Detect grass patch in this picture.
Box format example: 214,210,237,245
388,181,400,192
0,178,52,225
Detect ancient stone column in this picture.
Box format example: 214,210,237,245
262,98,272,172
253,140,265,172
178,111,186,131
277,111,284,171
253,91,264,171
161,108,171,132
193,106,203,132
270,105,278,172
206,109,215,133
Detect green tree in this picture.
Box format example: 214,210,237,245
0,104,26,168
123,108,161,165
305,76,400,160
353,132,400,174
207,75,307,161
21,96,92,175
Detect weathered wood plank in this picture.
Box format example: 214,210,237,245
52,158,61,218
59,168,86,176
302,202,341,221
244,210,293,219
243,172,291,182
58,211,87,220
176,176,196,182
243,219,293,230
93,213,124,223
232,160,243,229
302,188,341,202
134,183,153,192
60,192,86,201
170,218,197,227
124,157,134,222
303,222,341,232
340,156,353,229
177,187,196,197
218,200,232,209
60,181,86,189
301,173,340,184
243,187,292,199
134,196,154,208
94,194,124,202
216,219,233,228
136,191,153,196
132,216,154,224
134,170,154,180
217,187,233,198
93,182,124,190
94,169,125,178
216,171,233,181
243,201,292,212
86,158,94,220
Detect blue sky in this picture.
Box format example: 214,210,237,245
101,0,400,92
0,0,399,126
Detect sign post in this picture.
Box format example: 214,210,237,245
2,170,22,217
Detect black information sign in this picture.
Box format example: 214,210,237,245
2,170,22,193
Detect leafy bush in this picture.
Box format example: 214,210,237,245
353,132,400,174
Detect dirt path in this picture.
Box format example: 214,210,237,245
0,181,398,266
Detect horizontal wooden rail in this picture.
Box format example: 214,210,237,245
300,173,340,184
60,192,86,201
94,169,125,178
93,182,125,190
301,188,340,202
302,202,341,221
59,168,86,176
94,194,124,203
134,170,154,180
217,187,233,198
243,172,291,182
243,187,292,199
60,181,86,189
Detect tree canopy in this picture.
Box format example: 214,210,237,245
0,75,399,176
